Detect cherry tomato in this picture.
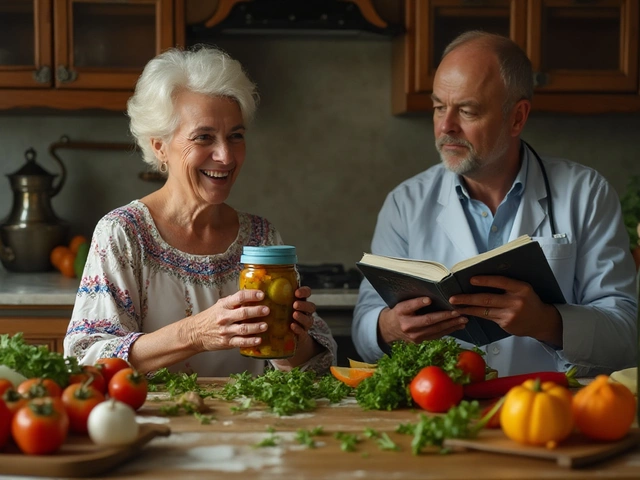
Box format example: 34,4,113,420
17,378,62,399
409,366,463,413
61,383,105,434
69,365,107,395
11,398,69,455
0,399,10,449
95,358,130,385
456,350,487,384
0,379,13,398
108,368,148,411
2,388,27,421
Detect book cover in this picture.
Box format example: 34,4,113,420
356,241,565,346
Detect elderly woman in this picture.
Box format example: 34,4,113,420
63,46,336,376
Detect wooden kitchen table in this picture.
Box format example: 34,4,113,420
90,378,640,480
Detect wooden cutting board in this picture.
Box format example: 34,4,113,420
443,428,640,468
0,422,170,478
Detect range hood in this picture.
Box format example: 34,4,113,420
189,0,402,37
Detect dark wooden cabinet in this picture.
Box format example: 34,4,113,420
0,0,185,111
393,0,640,114
0,306,71,353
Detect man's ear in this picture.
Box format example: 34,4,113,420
510,100,531,137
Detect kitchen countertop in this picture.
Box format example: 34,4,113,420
4,378,637,479
0,270,359,308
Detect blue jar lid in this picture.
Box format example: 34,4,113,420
241,245,297,265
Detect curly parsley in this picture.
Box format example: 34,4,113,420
355,339,468,411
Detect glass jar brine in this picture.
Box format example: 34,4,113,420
239,245,299,359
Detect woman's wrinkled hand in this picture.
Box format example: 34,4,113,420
189,289,270,352
272,285,323,369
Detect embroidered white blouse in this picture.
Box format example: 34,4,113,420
63,200,336,377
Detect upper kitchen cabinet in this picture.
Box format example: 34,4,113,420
0,0,185,111
393,0,640,114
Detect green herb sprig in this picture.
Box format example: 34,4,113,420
396,400,482,454
0,333,78,387
355,339,468,411
221,368,350,416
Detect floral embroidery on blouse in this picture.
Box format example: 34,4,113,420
63,200,336,376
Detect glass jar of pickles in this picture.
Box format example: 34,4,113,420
239,245,299,359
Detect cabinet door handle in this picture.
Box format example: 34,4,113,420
56,65,78,83
32,66,52,84
533,72,549,87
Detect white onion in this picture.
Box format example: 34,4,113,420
87,399,139,447
0,365,28,387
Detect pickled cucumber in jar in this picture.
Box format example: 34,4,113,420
238,246,299,359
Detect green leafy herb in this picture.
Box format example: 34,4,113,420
295,426,324,448
193,412,215,425
230,397,252,413
355,339,467,411
377,432,400,451
363,427,379,439
334,432,361,452
148,368,215,398
0,333,78,387
396,400,481,455
296,429,317,448
255,427,280,447
159,404,181,416
221,368,348,416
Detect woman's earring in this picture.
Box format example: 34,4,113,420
159,161,168,173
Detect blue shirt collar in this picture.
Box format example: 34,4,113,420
454,153,528,202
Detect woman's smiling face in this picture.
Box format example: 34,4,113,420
157,90,247,205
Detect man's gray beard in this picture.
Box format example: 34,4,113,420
440,153,480,175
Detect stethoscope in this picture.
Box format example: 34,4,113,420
521,139,557,237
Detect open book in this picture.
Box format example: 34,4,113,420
356,235,565,346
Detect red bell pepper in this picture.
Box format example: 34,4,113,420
463,366,580,399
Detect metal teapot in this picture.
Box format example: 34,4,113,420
0,148,70,272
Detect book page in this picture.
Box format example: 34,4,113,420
450,235,532,273
359,253,450,282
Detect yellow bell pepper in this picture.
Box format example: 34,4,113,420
500,378,574,448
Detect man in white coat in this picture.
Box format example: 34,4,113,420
352,31,637,377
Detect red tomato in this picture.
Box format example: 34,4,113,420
11,398,69,455
0,379,13,398
456,350,486,384
0,399,11,449
108,368,148,411
61,383,105,434
409,366,463,413
2,389,27,421
69,365,107,395
95,358,130,385
17,378,63,399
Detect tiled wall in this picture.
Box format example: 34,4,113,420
1,37,639,267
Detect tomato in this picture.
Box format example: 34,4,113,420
108,368,148,411
2,389,27,420
0,399,10,449
409,366,463,413
61,383,105,434
456,350,486,384
95,357,130,385
0,379,13,397
69,365,107,395
17,378,62,399
11,398,69,455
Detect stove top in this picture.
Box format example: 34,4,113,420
297,264,362,290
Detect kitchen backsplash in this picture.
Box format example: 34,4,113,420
1,38,639,267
